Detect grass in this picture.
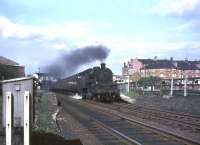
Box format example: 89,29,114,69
125,91,139,98
34,91,57,133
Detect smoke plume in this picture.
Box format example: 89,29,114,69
44,45,110,77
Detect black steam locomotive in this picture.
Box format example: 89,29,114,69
52,63,120,102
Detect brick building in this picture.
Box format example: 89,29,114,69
122,57,200,81
0,56,25,80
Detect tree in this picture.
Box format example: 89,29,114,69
138,76,161,91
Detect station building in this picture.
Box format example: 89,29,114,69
0,56,25,80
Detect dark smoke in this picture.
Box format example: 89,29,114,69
44,45,110,77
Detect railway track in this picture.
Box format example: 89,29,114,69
85,100,200,144
114,102,200,124
56,93,199,145
58,95,140,145
89,101,200,126
118,103,200,129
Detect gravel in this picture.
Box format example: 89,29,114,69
56,94,103,145
133,95,200,115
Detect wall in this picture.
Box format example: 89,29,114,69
0,65,25,80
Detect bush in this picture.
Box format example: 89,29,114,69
126,91,139,97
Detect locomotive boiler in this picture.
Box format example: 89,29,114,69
52,63,120,102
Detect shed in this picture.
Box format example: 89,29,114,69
1,77,34,127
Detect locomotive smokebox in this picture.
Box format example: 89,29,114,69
101,63,106,69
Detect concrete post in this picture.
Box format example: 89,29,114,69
184,78,187,97
127,76,130,93
24,91,31,145
6,92,13,145
170,78,173,96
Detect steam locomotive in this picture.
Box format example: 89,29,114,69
52,63,120,102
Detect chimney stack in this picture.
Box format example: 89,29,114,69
124,62,126,67
101,62,106,69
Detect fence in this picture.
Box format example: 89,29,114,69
118,79,200,97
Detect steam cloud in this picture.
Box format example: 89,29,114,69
44,45,110,77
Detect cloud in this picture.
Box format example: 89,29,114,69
172,20,200,32
1,15,200,75
153,0,200,36
2,15,198,54
83,33,200,67
0,16,92,41
153,0,200,16
77,34,200,52
0,16,41,39
52,43,67,50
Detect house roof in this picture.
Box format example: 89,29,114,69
176,60,199,70
139,59,174,69
138,59,154,65
0,56,19,66
138,59,200,70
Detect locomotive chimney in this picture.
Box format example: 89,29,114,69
101,62,106,69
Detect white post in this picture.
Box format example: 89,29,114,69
184,78,187,97
127,76,130,93
170,78,173,96
24,91,31,145
6,92,13,145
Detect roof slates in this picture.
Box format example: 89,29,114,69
138,59,200,70
0,56,19,66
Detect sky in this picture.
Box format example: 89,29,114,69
0,0,200,75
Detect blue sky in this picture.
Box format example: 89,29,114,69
0,0,200,75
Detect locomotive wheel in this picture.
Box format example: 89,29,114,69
100,95,104,102
92,96,96,101
97,95,101,102
82,94,86,100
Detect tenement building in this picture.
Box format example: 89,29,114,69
122,57,200,81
